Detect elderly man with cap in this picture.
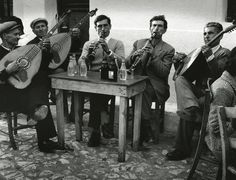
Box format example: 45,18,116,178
0,16,61,153
28,18,65,102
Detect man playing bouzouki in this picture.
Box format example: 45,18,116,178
27,18,65,103
0,17,61,153
166,22,230,161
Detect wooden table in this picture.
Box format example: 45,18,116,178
49,71,147,162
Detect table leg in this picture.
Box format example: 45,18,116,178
118,96,128,162
55,89,65,147
74,92,83,141
133,93,142,151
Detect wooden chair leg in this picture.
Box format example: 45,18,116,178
13,112,18,135
187,90,211,180
6,112,17,150
159,103,165,133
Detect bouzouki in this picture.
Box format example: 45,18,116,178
49,8,98,69
0,10,71,89
173,21,236,82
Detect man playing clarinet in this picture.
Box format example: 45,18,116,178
126,15,175,149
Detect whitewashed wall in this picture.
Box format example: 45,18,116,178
13,0,57,45
11,0,236,104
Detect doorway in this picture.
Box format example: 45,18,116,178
0,0,13,19
57,0,89,56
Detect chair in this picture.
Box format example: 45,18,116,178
187,79,219,180
0,112,34,150
127,98,165,142
74,93,116,141
217,106,236,180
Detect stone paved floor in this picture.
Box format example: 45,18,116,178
0,110,219,180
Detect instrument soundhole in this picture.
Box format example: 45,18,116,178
52,43,61,52
16,57,30,69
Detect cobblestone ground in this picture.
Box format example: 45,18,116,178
0,110,218,180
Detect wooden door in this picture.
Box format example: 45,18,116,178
57,0,89,56
0,0,13,19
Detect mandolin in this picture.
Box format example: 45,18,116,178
173,21,236,82
49,8,98,69
0,10,71,89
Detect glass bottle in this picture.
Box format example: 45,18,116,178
67,56,75,77
72,53,78,74
80,56,88,77
119,59,127,81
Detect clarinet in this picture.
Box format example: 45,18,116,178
88,32,105,60
127,32,156,74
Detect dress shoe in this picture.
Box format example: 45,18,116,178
33,105,48,121
166,149,190,161
45,140,63,150
87,130,101,147
102,124,114,139
38,141,55,153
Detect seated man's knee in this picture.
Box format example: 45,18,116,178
175,76,187,85
33,105,48,121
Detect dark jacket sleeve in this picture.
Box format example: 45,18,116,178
0,69,10,81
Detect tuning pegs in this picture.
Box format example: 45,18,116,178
89,8,98,17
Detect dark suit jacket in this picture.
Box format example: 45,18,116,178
127,38,175,104
207,46,230,81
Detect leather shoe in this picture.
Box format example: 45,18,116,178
87,130,101,147
38,141,55,153
166,149,189,161
45,140,63,150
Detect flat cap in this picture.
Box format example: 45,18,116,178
30,18,48,29
0,16,24,35
0,21,19,35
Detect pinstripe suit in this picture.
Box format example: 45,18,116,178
126,38,175,142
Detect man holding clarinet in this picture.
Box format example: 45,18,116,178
126,15,175,149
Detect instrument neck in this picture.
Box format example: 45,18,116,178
45,11,71,39
70,13,90,32
206,31,223,47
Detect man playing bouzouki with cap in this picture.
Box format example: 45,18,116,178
0,17,61,153
27,18,65,104
166,22,230,161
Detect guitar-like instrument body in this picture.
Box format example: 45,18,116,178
0,45,42,89
0,10,71,89
173,21,236,82
49,8,98,69
49,33,72,69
